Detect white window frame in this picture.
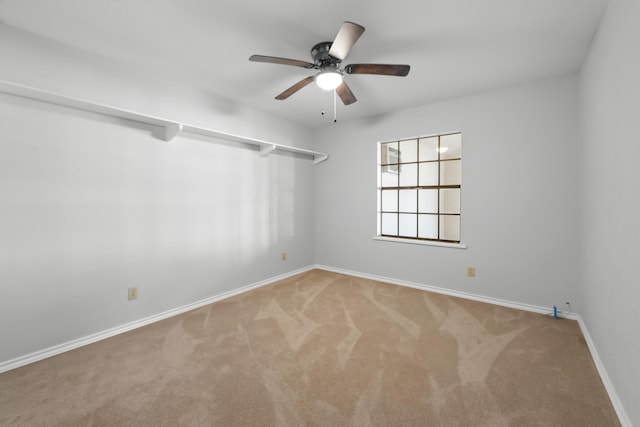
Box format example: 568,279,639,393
375,132,466,249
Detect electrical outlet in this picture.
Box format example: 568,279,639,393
128,287,138,300
281,252,287,261
467,267,476,277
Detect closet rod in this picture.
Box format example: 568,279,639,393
0,80,329,164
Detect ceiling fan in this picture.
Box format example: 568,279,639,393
249,21,410,106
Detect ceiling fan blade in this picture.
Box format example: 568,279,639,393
328,21,365,60
335,81,357,105
275,76,315,100
249,55,315,69
345,64,410,76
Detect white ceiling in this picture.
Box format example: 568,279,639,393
0,0,607,128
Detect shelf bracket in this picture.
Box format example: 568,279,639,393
163,123,183,142
314,154,329,164
259,144,277,157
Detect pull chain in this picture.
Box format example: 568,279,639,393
320,90,338,123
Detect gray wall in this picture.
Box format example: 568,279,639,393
580,0,640,424
314,75,582,311
2,6,638,423
0,26,316,362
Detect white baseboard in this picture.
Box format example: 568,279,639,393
0,265,315,373
576,315,632,427
315,264,630,426
315,264,577,320
3,264,630,427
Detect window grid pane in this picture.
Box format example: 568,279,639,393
381,213,398,235
381,165,398,187
381,189,398,212
398,139,418,163
399,163,418,187
399,189,417,212
418,214,438,239
399,214,417,237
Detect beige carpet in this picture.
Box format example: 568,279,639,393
0,269,619,426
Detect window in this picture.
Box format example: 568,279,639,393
377,133,462,243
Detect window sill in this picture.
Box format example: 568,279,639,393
373,236,467,249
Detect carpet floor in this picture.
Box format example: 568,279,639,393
0,269,620,426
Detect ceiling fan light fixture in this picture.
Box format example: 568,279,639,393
250,21,410,105
316,70,343,90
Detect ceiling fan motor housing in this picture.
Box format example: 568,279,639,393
311,42,341,69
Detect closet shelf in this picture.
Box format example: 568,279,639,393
0,80,329,164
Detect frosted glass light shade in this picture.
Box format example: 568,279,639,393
316,71,343,90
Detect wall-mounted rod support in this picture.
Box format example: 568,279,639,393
163,123,183,142
260,144,277,157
